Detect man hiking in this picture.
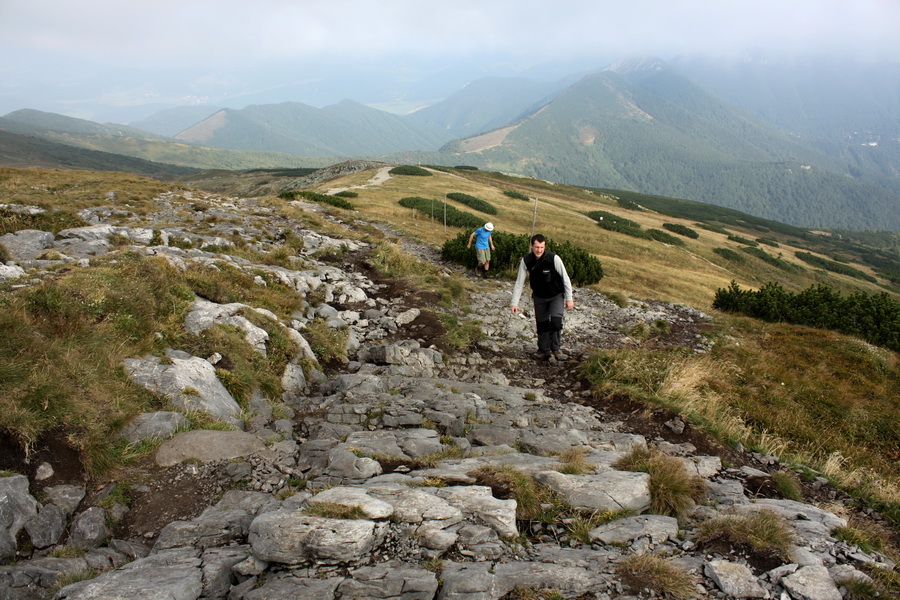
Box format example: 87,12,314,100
466,222,496,277
510,234,574,360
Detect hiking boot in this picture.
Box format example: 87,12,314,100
553,350,566,360
533,352,551,361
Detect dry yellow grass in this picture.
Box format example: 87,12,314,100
310,166,891,309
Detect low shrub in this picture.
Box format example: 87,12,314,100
398,196,483,230
795,251,878,283
662,223,700,239
446,192,498,215
615,197,644,211
713,280,900,351
697,222,729,235
503,190,530,201
713,247,745,263
389,165,432,176
740,246,799,271
587,210,650,240
334,190,358,198
647,228,686,246
441,231,604,287
728,234,758,246
278,190,354,210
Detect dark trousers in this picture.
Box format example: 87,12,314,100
533,294,564,353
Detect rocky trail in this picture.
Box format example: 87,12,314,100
0,189,895,599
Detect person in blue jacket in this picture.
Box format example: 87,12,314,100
466,222,496,277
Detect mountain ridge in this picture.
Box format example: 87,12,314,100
2,55,899,231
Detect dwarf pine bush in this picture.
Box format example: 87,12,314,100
389,165,432,176
278,190,354,210
662,223,700,239
713,247,745,263
713,281,900,351
503,189,530,201
398,196,484,230
446,192,498,215
441,231,604,287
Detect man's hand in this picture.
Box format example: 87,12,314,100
510,306,519,314
565,300,574,310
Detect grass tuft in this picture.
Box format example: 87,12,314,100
616,553,697,599
468,465,560,521
772,471,803,501
695,510,794,563
554,447,596,475
613,446,705,520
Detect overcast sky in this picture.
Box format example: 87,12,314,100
2,0,899,119
5,0,899,68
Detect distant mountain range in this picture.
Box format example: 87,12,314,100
1,56,898,231
173,100,454,156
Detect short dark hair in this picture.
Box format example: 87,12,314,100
530,234,546,244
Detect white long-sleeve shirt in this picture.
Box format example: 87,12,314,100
510,253,573,308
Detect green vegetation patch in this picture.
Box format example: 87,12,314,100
647,228,686,246
0,206,88,235
441,231,604,287
586,210,650,240
662,223,699,239
0,250,309,476
591,187,810,238
728,234,758,247
503,189,530,201
398,196,483,230
795,251,878,283
713,281,900,351
278,190,354,210
389,165,432,176
0,253,193,474
741,247,800,272
713,247,746,263
445,192,498,215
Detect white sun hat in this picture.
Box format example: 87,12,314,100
484,222,494,231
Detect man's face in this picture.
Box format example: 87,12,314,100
531,240,546,258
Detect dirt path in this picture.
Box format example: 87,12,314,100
324,166,393,194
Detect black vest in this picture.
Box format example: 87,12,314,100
524,251,563,299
